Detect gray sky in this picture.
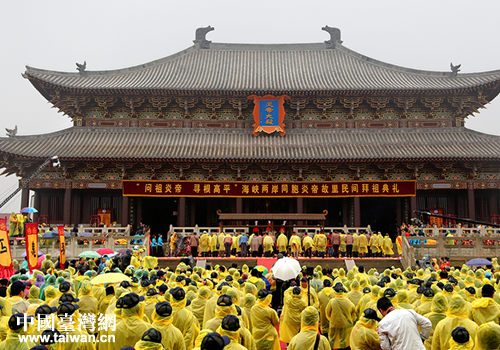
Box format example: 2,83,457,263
1,0,500,213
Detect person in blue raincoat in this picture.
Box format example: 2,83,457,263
157,235,164,257
151,235,157,257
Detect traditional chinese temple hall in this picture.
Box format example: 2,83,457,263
1,26,500,236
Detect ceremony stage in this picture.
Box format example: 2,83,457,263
157,256,403,271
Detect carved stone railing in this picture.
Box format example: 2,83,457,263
410,226,500,237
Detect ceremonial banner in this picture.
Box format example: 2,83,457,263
123,180,416,198
57,226,66,267
248,95,290,136
0,219,13,273
25,223,39,272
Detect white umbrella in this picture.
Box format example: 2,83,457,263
271,257,302,281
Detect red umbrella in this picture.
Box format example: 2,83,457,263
96,248,115,255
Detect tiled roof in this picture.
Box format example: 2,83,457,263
1,127,500,162
24,43,500,93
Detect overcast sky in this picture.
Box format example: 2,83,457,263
1,0,500,213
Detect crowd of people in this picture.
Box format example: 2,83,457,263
173,228,402,259
0,247,499,349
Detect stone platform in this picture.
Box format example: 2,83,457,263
157,256,403,271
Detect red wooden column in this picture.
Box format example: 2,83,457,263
410,196,417,219
178,197,186,227
33,191,40,222
467,182,475,220
121,196,129,226
20,186,30,209
236,197,243,226
63,181,72,225
353,197,361,227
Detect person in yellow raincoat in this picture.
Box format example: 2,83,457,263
303,234,314,258
217,315,246,350
447,327,474,350
358,232,368,257
352,233,359,258
289,234,301,258
471,284,500,325
8,212,18,237
396,235,403,256
325,283,356,350
313,231,327,258
263,234,274,257
339,232,347,258
432,294,478,350
383,234,394,257
250,289,279,350
77,280,98,335
205,294,237,332
369,233,379,257
101,292,150,350
317,279,334,335
423,292,448,350
171,287,200,350
277,228,288,255
288,307,330,350
170,232,177,257
475,322,500,350
279,287,307,344
0,313,35,350
349,308,382,350
210,233,218,258
199,232,210,258
191,287,211,327
347,280,363,308
218,231,226,257
134,328,164,350
416,288,435,316
151,301,186,350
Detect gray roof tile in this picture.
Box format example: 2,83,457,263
24,43,500,93
1,127,500,162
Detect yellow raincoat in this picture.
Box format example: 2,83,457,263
289,235,302,254
475,321,500,350
263,236,274,253
288,307,330,350
471,297,500,325
313,233,327,253
325,290,356,349
423,292,448,350
279,289,307,343
277,234,288,253
317,286,334,334
350,313,381,350
151,307,186,350
250,293,280,350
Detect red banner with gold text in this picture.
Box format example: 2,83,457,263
25,223,39,273
57,226,66,268
123,180,416,198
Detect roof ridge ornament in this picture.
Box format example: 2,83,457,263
322,26,342,49
193,26,214,49
5,125,17,138
450,62,461,78
76,61,86,75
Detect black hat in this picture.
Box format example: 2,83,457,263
235,305,242,316
120,281,132,289
300,277,308,283
323,280,331,287
31,346,52,350
157,271,165,277
217,283,228,291
376,281,386,288
334,283,347,293
237,279,245,286
292,287,301,295
119,347,135,350
257,289,270,299
176,275,185,282
452,327,469,343
363,308,381,322
186,299,191,307
217,294,233,306
59,281,71,293
118,293,145,309
131,277,139,284
41,329,63,345
423,288,435,298
10,281,27,296
406,273,415,280
8,313,34,330
170,287,185,301
410,279,422,286
225,275,233,282
222,315,240,331
57,302,79,316
416,286,425,294
482,284,495,296
105,286,115,296
35,305,57,317
141,328,162,344
158,284,168,293
444,284,454,293
150,274,158,281
59,293,79,304
436,282,444,290
146,288,159,296
290,281,297,287
201,332,230,350
363,287,371,294
465,287,476,294
384,288,397,298
428,276,437,282
141,279,151,288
